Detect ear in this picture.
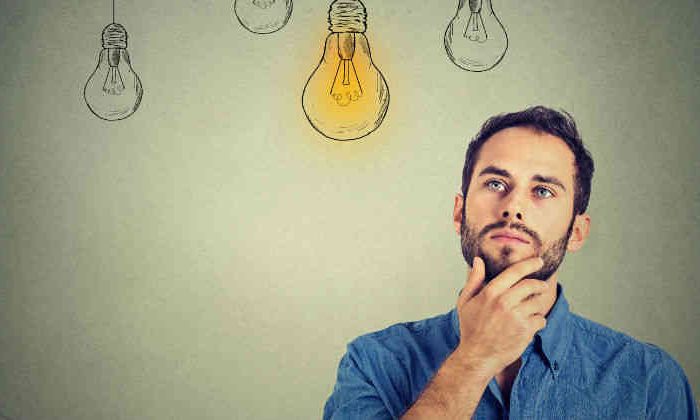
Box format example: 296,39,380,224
453,193,465,235
567,213,591,252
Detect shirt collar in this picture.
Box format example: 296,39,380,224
450,283,572,372
536,283,572,371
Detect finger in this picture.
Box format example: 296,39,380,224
482,256,544,297
458,256,484,305
458,256,485,305
514,292,552,317
499,278,548,309
528,314,547,334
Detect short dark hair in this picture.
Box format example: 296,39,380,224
460,106,595,216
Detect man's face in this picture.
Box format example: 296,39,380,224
460,126,580,283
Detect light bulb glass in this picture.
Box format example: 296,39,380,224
444,0,508,72
233,0,292,34
84,23,143,121
302,0,389,141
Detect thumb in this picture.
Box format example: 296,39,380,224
458,256,486,305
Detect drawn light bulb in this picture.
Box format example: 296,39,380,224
444,0,508,72
302,0,389,141
233,0,292,34
84,23,143,121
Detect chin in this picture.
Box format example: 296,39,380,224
482,248,538,275
510,250,540,261
487,245,535,260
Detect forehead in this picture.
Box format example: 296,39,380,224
474,126,576,186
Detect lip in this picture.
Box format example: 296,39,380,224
490,230,530,244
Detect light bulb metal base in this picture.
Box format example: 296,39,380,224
102,23,128,49
328,0,366,33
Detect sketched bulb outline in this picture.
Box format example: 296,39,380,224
233,0,293,34
84,23,143,121
444,0,508,72
302,0,389,141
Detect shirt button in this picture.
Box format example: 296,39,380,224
552,361,559,371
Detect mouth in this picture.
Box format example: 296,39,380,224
490,231,530,244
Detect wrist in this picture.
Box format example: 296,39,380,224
451,346,498,381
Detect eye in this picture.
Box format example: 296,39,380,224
534,186,554,199
485,179,507,192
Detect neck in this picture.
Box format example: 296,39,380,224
541,274,559,318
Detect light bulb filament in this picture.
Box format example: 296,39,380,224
464,12,488,42
331,58,363,106
101,48,125,94
330,33,363,107
103,66,125,95
342,60,351,85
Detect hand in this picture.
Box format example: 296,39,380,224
454,256,553,376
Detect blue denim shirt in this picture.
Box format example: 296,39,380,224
323,285,698,419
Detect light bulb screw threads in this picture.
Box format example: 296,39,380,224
102,23,128,49
328,0,366,33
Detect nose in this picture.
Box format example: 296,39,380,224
498,191,525,222
502,210,523,220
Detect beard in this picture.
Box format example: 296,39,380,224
460,214,574,283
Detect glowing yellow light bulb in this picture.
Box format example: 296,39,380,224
445,0,508,72
302,0,389,141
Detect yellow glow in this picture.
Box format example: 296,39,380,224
302,32,389,141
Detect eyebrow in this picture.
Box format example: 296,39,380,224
478,165,567,192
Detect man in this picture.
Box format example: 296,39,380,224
323,106,698,419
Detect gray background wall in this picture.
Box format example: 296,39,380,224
1,0,698,419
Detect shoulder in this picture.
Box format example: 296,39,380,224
324,311,457,419
538,311,697,418
566,313,690,390
568,313,674,366
347,310,456,364
352,310,454,345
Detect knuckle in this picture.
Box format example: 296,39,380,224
516,264,533,277
518,261,542,278
521,279,540,291
523,258,541,270
494,296,508,311
532,279,546,288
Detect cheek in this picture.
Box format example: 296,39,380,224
532,209,572,242
465,192,495,218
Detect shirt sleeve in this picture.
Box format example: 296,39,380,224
323,344,395,420
646,351,698,420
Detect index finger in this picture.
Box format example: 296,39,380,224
481,256,544,297
458,256,486,306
